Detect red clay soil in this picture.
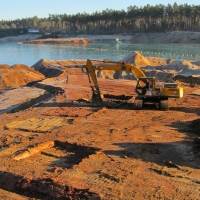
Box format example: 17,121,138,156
23,38,92,45
0,57,200,199
0,64,45,92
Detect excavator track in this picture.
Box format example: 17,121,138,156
134,98,143,110
159,99,169,110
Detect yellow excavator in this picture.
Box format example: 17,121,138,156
85,59,183,110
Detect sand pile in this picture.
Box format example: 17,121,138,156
97,70,116,79
121,52,200,75
94,52,200,83
96,52,173,81
96,52,154,80
142,59,200,83
32,59,86,78
0,64,45,92
121,51,157,67
144,60,200,75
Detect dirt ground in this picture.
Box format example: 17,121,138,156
0,55,200,199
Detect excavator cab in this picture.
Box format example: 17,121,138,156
135,77,161,96
134,77,165,110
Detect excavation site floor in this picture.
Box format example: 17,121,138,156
0,56,200,199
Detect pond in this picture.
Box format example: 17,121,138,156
0,41,200,66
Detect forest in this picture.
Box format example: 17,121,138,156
0,3,200,37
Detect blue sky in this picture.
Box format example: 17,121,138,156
0,0,199,21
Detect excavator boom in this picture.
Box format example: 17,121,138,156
91,60,146,78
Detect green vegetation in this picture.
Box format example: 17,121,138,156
0,3,200,36
0,28,28,38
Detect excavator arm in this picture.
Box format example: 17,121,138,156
93,59,146,77
85,59,102,103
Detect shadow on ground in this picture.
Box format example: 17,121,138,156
0,171,100,199
104,140,200,169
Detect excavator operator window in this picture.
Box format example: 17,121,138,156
138,79,146,88
136,79,147,95
145,79,153,89
145,79,150,88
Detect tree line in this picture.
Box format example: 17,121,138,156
0,3,200,36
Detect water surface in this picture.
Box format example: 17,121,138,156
0,41,199,66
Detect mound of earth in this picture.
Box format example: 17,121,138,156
144,59,200,74
94,52,200,84
23,38,92,45
32,59,86,78
0,64,45,92
142,58,200,83
121,51,157,67
94,52,154,80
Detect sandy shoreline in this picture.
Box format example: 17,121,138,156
1,31,200,43
0,34,132,42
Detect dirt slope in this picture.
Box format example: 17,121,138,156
0,64,45,92
93,52,200,84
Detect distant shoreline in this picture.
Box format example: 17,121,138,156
0,34,132,43
0,31,200,44
0,34,42,42
22,38,92,45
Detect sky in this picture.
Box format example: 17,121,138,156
0,0,200,21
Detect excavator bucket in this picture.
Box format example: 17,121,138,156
91,90,102,106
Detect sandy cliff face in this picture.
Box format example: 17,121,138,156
131,31,200,43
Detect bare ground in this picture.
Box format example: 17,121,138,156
0,54,200,199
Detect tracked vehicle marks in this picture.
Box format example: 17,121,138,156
41,140,99,168
74,152,139,199
44,107,98,117
0,171,100,199
13,140,98,168
5,117,72,132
